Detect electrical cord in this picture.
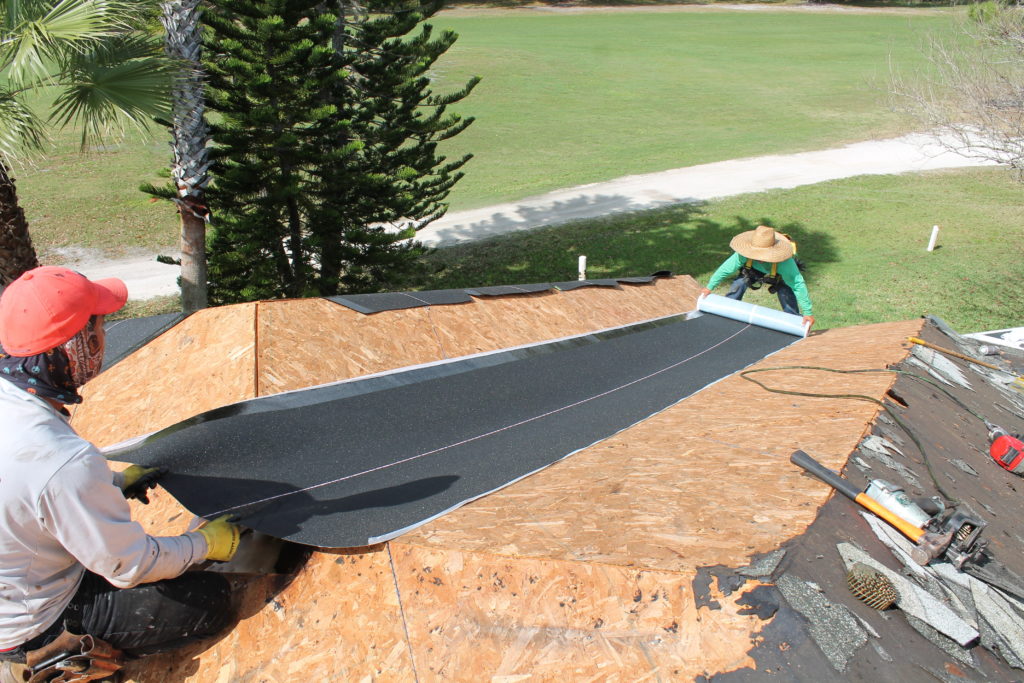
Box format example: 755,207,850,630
738,364,992,506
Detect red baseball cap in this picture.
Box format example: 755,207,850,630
0,266,128,356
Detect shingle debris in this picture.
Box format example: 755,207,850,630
909,346,972,390
857,436,923,491
861,510,1024,670
950,459,979,476
775,573,867,672
860,435,904,458
837,543,979,647
737,549,786,579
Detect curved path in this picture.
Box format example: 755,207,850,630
63,133,999,300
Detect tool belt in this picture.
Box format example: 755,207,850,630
23,631,123,683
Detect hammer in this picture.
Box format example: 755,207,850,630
790,450,985,567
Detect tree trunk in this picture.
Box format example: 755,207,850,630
162,0,211,312
0,162,40,287
179,209,208,313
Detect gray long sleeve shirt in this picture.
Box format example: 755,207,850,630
0,377,207,649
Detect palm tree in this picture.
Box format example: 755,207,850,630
0,0,172,286
160,0,210,312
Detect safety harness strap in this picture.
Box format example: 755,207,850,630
741,259,780,290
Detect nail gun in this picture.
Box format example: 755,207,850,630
791,450,1024,601
790,450,986,569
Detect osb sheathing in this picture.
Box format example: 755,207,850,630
388,544,766,681
126,548,416,682
256,298,445,397
71,303,259,448
255,278,700,396
66,278,925,680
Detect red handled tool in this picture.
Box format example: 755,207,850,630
987,424,1024,476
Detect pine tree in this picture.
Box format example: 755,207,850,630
202,0,477,303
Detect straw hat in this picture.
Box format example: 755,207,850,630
729,225,794,263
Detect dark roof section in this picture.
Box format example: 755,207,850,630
327,273,674,313
464,283,555,297
326,289,473,314
704,316,1024,681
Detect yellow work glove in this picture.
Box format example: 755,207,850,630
196,514,241,562
120,465,167,505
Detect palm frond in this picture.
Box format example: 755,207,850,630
39,0,116,39
1,0,118,84
49,32,171,147
0,89,45,164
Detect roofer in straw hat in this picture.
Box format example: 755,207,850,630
0,266,241,680
701,225,815,329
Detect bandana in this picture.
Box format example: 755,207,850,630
0,348,82,404
0,316,104,404
62,316,104,387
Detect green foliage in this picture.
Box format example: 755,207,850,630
202,0,477,303
966,0,1024,50
967,0,1004,25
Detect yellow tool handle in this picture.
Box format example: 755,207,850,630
907,336,1001,371
854,492,926,542
791,450,928,544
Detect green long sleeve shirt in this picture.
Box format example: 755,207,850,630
706,252,813,316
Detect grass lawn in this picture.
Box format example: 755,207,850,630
14,6,954,259
429,8,952,207
414,166,1024,333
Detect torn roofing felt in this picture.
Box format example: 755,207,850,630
703,317,1024,682
104,312,797,548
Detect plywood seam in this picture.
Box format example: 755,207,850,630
424,305,449,360
254,300,262,398
387,541,422,682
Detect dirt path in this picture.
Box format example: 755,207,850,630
60,132,998,300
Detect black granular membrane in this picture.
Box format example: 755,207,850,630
115,313,796,548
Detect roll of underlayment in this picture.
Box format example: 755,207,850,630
697,293,809,337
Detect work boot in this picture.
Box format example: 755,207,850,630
0,661,28,683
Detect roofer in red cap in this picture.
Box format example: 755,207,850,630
701,225,815,329
0,267,240,680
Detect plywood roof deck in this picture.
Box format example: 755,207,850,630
69,277,923,681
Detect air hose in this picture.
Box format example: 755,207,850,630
738,365,990,506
